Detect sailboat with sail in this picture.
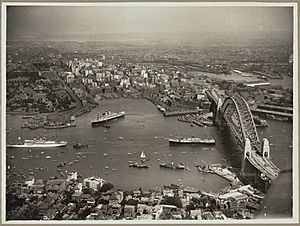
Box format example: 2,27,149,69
140,150,146,162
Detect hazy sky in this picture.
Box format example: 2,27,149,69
7,5,293,40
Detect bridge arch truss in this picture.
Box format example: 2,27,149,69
221,96,260,149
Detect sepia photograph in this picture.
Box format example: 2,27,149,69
1,1,298,224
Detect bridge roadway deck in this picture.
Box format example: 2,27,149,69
206,90,221,105
246,151,280,181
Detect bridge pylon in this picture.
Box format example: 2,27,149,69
241,138,252,177
214,98,223,126
262,138,270,159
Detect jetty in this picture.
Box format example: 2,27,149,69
196,162,242,185
164,109,201,117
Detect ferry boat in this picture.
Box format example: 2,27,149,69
91,110,125,127
156,105,166,113
253,116,269,127
159,162,185,170
7,138,67,148
129,161,149,169
169,137,215,145
73,143,88,149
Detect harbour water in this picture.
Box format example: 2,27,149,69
6,98,292,192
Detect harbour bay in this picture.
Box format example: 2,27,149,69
6,98,292,192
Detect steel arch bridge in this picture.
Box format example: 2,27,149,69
219,96,280,183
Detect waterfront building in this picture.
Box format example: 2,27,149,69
83,176,105,191
67,171,78,181
163,188,174,197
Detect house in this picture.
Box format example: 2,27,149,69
45,179,66,193
31,179,44,194
86,197,96,205
38,202,51,216
95,204,103,211
96,204,108,217
66,73,75,83
74,183,83,193
163,188,174,197
109,193,118,206
86,213,98,220
190,209,202,220
213,211,227,220
80,194,92,202
171,210,182,220
107,203,122,219
137,204,147,215
137,214,153,220
71,192,83,202
133,190,141,197
202,211,215,220
124,205,136,219
115,191,124,203
24,176,35,188
140,196,152,205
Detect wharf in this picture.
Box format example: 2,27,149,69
253,71,283,79
251,108,293,121
192,119,213,127
164,109,200,117
197,163,242,185
191,120,205,127
210,165,243,185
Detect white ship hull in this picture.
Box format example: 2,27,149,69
7,142,67,148
169,138,215,145
91,111,125,126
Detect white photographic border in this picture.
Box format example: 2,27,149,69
1,1,298,224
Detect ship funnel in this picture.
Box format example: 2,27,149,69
262,138,270,159
244,138,251,159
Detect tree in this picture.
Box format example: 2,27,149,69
161,196,182,208
82,187,94,195
98,183,114,193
